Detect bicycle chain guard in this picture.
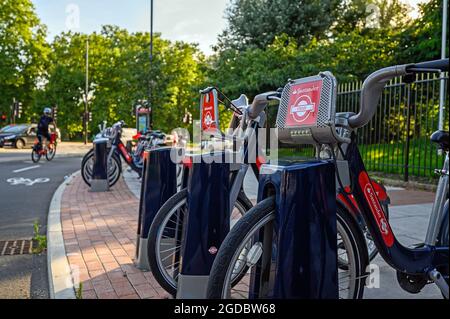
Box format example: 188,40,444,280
276,71,348,145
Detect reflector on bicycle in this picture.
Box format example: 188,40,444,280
276,71,345,145
200,89,220,133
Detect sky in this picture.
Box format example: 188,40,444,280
32,0,229,55
32,0,427,55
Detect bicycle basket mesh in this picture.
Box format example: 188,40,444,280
276,72,339,145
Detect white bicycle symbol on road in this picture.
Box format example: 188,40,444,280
6,177,50,186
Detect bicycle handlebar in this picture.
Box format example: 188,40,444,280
406,58,449,73
247,91,280,119
348,58,449,129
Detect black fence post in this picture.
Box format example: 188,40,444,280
404,83,412,182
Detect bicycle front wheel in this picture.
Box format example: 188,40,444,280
31,149,41,163
46,144,56,161
147,188,253,296
206,196,369,299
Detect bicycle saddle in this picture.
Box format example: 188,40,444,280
231,94,249,109
430,130,449,150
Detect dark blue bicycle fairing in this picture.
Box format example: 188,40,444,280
92,140,109,180
179,153,231,276
345,138,449,275
252,160,338,299
138,147,178,239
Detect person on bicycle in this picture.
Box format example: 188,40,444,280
37,107,54,150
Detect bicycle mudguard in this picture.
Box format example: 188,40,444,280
253,160,338,299
135,147,179,270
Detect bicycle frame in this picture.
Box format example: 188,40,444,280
343,136,448,276
107,129,141,174
33,133,57,155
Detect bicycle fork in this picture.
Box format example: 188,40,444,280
425,153,449,299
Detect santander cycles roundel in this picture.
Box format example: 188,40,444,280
285,79,323,127
290,95,316,123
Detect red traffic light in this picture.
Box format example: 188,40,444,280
1,114,6,121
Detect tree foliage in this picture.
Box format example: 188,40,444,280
0,0,49,119
207,0,444,102
31,27,205,139
398,0,449,62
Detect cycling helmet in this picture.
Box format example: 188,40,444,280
44,107,52,115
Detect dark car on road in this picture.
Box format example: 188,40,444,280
0,124,61,149
0,124,39,149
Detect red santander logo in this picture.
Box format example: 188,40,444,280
358,172,394,247
285,80,322,127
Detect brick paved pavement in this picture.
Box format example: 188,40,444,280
59,170,440,299
60,174,167,299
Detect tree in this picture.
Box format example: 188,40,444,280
207,28,401,104
398,0,448,62
215,0,411,52
33,27,205,139
216,0,340,51
216,0,342,51
0,0,50,121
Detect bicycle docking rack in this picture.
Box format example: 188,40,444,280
253,160,338,299
90,138,110,192
176,152,236,299
135,147,179,270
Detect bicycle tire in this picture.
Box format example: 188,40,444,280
206,196,369,299
31,149,41,163
147,188,253,296
45,144,56,161
81,150,122,187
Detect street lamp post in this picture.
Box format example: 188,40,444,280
149,0,154,129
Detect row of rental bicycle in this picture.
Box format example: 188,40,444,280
87,59,449,299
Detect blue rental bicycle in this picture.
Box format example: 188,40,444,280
206,59,449,299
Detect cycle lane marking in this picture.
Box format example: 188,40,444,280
6,177,50,186
13,165,40,173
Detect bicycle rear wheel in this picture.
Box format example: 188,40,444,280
81,151,122,187
206,196,369,299
147,188,253,296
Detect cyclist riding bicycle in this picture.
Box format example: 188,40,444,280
37,107,54,150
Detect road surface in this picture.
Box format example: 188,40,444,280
0,153,81,298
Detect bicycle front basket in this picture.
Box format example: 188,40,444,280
276,71,342,145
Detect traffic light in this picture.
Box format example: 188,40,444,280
1,114,6,123
52,106,58,121
17,102,23,118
